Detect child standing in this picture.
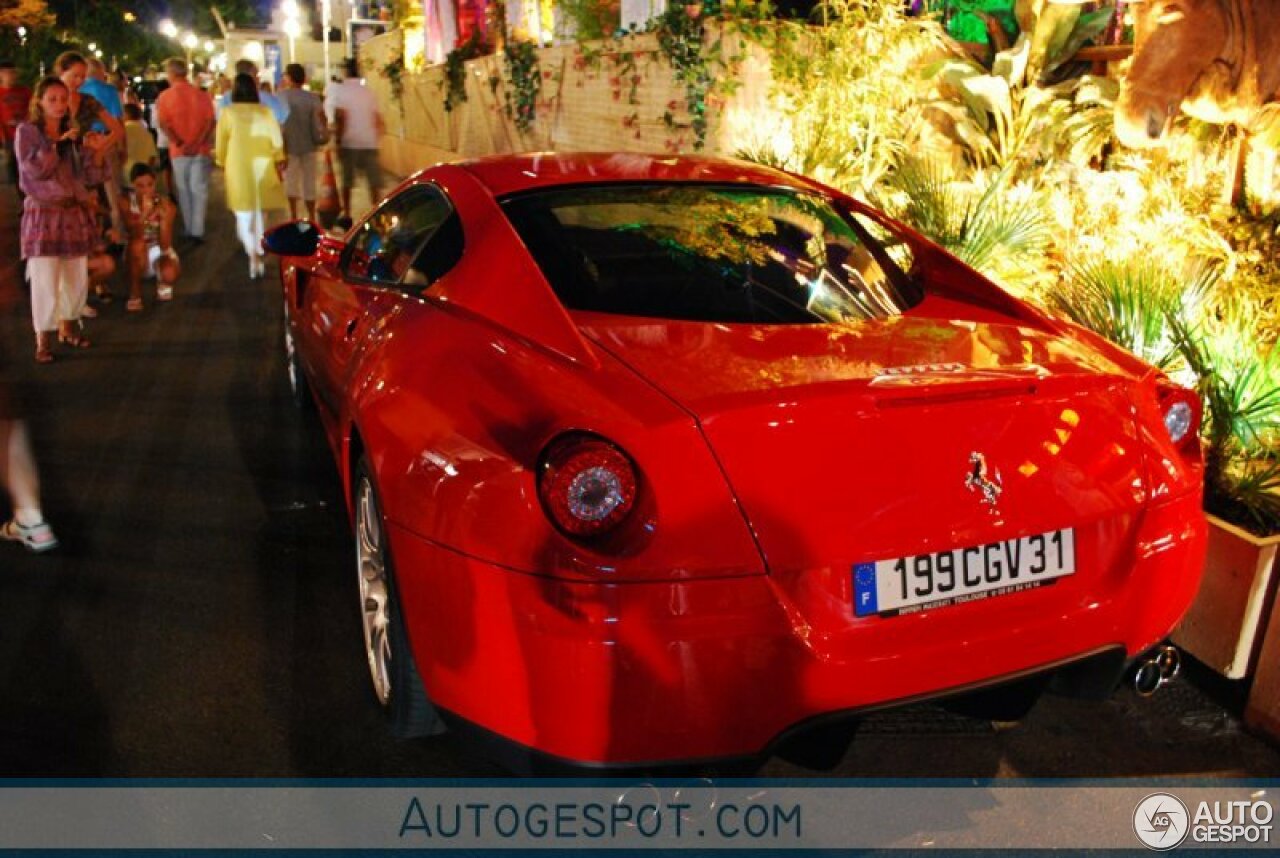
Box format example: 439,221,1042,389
122,102,160,192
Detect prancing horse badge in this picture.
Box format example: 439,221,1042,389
965,452,1002,510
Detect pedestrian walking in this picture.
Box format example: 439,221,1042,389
14,76,112,362
155,57,215,242
216,72,285,278
279,63,328,221
218,60,288,125
0,245,57,553
325,58,384,216
0,60,32,195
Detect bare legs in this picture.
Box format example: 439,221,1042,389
234,210,267,277
127,242,182,310
0,420,42,525
0,419,58,552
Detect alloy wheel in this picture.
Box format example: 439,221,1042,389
356,477,393,705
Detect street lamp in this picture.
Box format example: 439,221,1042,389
283,17,301,64
322,0,332,84
159,19,178,39
183,32,198,67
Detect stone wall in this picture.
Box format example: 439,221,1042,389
356,25,784,178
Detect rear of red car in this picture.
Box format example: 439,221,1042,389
393,166,1206,768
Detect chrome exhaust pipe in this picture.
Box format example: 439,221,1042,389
1132,645,1181,697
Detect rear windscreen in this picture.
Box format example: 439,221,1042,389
500,184,922,324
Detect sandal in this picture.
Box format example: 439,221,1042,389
34,332,54,364
80,304,99,319
57,329,91,349
156,284,174,302
93,284,115,304
126,297,144,312
1,519,59,553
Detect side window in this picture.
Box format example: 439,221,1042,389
403,210,464,292
341,184,453,286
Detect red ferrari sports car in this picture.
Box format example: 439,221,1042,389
264,153,1206,771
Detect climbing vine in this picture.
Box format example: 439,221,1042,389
443,30,490,113
378,54,406,113
503,37,543,134
652,5,713,147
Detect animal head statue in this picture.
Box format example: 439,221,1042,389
1115,0,1254,147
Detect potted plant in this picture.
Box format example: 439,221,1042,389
1166,297,1280,681
1043,257,1280,683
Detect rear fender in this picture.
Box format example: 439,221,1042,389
344,301,766,582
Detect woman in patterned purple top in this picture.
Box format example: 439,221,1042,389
14,76,111,363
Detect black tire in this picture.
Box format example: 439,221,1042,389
283,302,313,410
353,456,442,738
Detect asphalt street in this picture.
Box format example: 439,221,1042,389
1,176,1278,778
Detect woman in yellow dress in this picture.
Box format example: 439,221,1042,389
216,73,286,278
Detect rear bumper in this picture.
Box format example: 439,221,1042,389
388,492,1206,766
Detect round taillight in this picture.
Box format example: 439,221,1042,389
1157,383,1201,448
538,434,638,538
1164,400,1194,444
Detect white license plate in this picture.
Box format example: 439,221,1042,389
853,528,1076,617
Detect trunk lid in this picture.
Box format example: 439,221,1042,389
579,311,1148,578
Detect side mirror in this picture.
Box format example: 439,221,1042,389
263,221,322,257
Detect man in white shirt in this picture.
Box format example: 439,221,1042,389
325,58,384,216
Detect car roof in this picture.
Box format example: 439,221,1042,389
454,152,816,198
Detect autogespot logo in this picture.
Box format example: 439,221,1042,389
1134,793,1190,851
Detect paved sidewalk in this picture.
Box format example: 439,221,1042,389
1,186,19,292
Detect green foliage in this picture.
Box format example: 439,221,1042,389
756,0,946,195
1054,75,1118,166
1169,300,1280,534
443,30,489,113
379,54,406,113
885,158,1051,283
503,37,542,134
652,5,716,149
559,0,621,41
1048,259,1217,371
1212,206,1280,343
1027,2,1113,83
924,44,1073,174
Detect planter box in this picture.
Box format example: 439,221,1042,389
1171,515,1280,679
1247,585,1280,739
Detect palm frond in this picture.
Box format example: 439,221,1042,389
1209,457,1280,536
1053,259,1217,370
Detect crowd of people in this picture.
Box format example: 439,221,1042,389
0,49,385,555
